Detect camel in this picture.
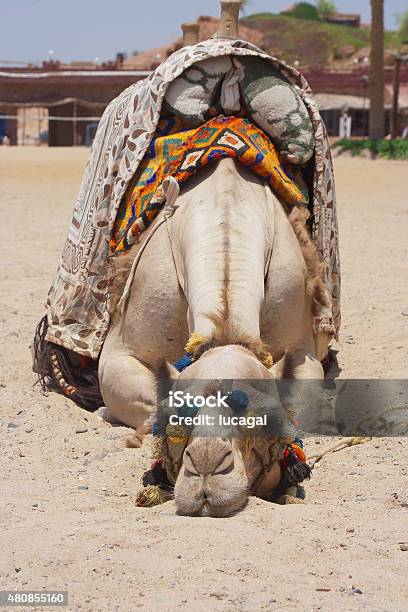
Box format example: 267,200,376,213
98,157,331,516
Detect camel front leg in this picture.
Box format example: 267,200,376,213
98,352,156,432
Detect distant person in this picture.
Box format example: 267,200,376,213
339,108,352,139
402,126,408,140
2,134,10,146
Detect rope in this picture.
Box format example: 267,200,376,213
118,176,180,314
308,436,372,469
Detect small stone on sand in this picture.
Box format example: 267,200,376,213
75,426,88,434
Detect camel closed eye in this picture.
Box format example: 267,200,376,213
212,451,234,475
183,451,200,477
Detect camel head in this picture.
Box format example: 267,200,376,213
156,342,296,517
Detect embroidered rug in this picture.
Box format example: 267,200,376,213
111,115,308,253
38,39,340,359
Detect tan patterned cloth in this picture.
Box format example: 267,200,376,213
44,38,340,359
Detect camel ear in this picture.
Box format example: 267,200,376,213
269,354,287,378
155,358,179,381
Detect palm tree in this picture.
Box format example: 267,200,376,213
317,0,336,21
369,0,385,139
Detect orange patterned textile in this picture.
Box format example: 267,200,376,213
111,115,308,253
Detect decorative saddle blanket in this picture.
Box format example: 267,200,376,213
111,115,308,253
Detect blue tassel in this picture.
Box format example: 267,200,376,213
294,436,304,449
177,402,199,418
173,353,193,372
296,485,306,500
226,389,249,412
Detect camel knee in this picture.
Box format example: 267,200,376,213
98,354,156,429
286,349,324,380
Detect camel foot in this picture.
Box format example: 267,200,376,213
126,431,144,448
125,417,154,448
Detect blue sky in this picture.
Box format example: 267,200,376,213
1,0,407,64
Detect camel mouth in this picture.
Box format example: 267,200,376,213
175,492,249,518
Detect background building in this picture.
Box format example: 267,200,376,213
1,12,407,145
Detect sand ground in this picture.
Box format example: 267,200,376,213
1,147,407,611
